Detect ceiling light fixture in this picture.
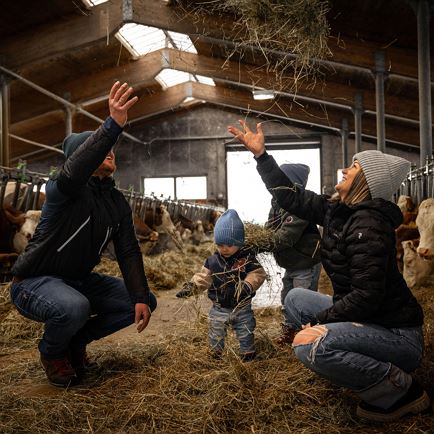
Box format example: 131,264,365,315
252,90,275,100
81,0,109,7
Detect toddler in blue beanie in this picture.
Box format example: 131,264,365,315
178,209,266,360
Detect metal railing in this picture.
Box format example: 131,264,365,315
396,156,434,205
0,163,225,222
119,186,225,224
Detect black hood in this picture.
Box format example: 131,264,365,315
350,198,403,229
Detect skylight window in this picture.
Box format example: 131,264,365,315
115,23,169,58
82,0,109,7
167,31,197,54
155,70,191,90
155,69,216,90
115,24,197,59
196,75,215,86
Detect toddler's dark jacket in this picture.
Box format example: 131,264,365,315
191,247,267,309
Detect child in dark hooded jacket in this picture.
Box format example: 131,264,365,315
265,163,321,345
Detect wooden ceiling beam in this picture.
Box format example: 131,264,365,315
163,49,423,123
8,47,424,131
9,81,420,158
1,0,431,84
131,0,433,82
9,50,164,124
188,83,420,147
1,3,123,69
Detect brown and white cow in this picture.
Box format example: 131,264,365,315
133,214,159,243
402,239,434,288
13,210,42,253
395,222,420,271
154,205,183,250
3,181,46,211
397,195,417,214
415,198,434,260
0,206,26,264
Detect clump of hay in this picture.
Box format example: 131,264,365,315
245,222,276,252
1,312,434,433
0,283,43,348
1,271,434,432
143,245,213,290
96,244,213,291
174,0,331,87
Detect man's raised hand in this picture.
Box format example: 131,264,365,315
109,81,139,127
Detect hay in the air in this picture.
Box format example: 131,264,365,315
174,0,331,87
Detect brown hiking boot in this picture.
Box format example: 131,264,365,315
69,347,95,376
275,323,296,347
40,354,78,387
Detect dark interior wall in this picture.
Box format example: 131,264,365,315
116,104,316,203
26,104,420,203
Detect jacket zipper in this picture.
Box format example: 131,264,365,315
57,216,91,252
98,226,112,256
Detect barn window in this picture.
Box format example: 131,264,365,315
143,176,207,200
143,177,175,200
176,176,207,200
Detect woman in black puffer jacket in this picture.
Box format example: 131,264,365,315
228,120,430,423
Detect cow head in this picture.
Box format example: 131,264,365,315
402,239,434,288
13,210,41,253
416,198,434,259
397,195,417,214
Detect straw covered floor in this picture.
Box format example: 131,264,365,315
1,244,434,433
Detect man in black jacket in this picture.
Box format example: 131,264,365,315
10,82,156,387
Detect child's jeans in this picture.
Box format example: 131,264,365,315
281,263,321,324
208,303,256,355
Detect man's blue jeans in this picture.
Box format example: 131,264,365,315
284,288,424,409
10,273,157,359
208,303,256,355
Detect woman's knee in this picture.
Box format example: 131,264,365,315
292,325,328,364
293,325,328,346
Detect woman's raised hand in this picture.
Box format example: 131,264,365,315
228,120,265,157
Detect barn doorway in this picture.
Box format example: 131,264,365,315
226,148,321,223
226,147,322,307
